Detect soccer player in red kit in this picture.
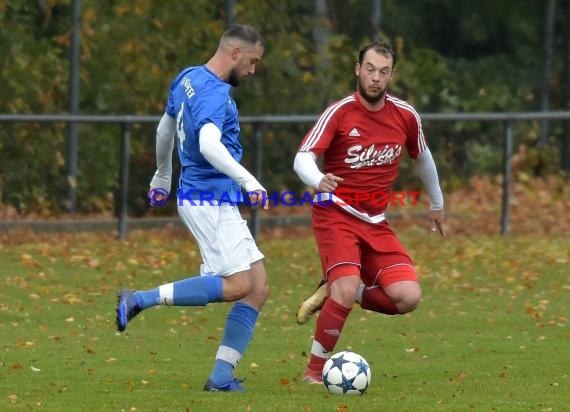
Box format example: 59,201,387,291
293,41,445,383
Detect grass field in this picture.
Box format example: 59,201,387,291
0,228,568,411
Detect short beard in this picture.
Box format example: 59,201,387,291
228,69,240,87
357,79,385,105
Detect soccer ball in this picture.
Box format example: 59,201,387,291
322,351,372,395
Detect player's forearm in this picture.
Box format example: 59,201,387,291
150,113,176,191
293,151,325,189
199,123,265,193
415,149,444,210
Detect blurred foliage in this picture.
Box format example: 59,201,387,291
0,0,567,216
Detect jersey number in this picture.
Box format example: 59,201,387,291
176,103,186,151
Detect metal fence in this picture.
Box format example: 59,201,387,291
1,111,569,239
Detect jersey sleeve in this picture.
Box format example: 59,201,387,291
404,107,428,160
165,78,177,117
298,102,342,156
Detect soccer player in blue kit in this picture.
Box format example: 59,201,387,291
115,24,269,392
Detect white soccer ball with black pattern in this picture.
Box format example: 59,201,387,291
322,351,372,395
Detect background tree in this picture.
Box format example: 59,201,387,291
0,0,566,215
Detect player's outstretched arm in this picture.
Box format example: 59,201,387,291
414,149,445,237
199,123,268,209
293,151,343,192
149,113,176,192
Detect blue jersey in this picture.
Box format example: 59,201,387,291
165,65,242,201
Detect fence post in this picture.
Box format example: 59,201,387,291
501,120,513,235
118,122,131,240
250,123,263,239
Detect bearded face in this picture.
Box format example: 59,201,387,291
355,50,394,106
228,42,264,87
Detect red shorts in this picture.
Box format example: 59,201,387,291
312,204,417,287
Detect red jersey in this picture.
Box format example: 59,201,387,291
299,92,428,219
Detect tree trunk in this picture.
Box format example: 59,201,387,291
370,0,382,41
562,0,570,171
313,0,331,105
539,0,556,146
225,0,235,28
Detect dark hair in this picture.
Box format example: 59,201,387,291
358,41,397,68
222,24,265,49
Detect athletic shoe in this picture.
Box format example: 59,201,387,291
296,279,327,325
203,378,246,392
302,368,323,384
115,289,142,332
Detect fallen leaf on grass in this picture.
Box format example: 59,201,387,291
62,294,82,304
450,371,467,384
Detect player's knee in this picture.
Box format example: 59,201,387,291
330,276,360,306
223,272,253,301
384,280,421,313
394,285,422,313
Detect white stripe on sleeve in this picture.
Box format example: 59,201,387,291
300,96,355,152
387,95,428,153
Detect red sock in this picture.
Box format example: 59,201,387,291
360,286,399,315
308,298,352,372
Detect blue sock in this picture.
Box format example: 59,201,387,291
209,302,259,385
134,276,223,310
